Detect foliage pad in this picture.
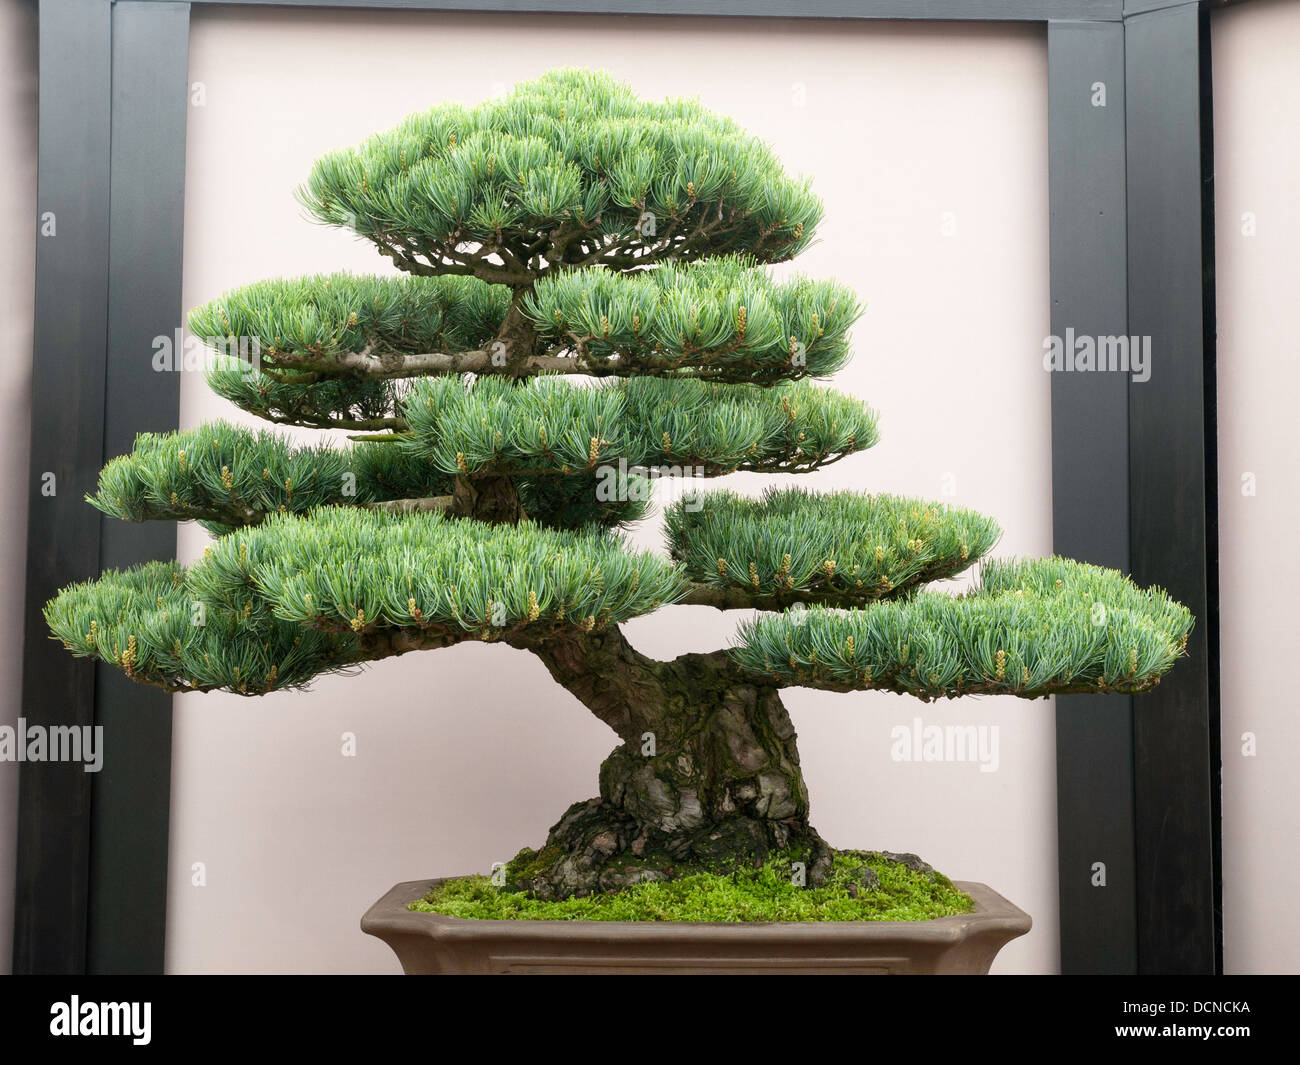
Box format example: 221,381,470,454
401,375,878,477
668,487,1001,605
297,69,822,275
192,507,684,639
732,558,1193,698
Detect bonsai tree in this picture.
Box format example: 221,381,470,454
46,69,1192,902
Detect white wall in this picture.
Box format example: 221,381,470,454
170,8,1056,973
1212,0,1300,976
0,0,37,977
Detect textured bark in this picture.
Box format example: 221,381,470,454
505,626,831,899
450,474,525,523
494,292,541,375
443,288,537,525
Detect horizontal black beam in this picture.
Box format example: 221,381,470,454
138,0,1124,21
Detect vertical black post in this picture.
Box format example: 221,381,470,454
1047,18,1138,974
1124,0,1219,975
87,0,190,974
13,0,112,975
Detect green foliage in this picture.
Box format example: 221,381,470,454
298,68,820,274
86,419,652,535
47,66,1196,721
732,557,1194,698
400,375,877,476
517,471,652,530
190,255,857,386
410,850,972,922
980,555,1194,638
668,487,1001,604
188,272,508,365
207,357,403,430
88,421,353,529
524,256,861,381
44,561,356,694
44,505,685,695
194,506,684,638
349,440,457,505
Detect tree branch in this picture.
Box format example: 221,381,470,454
260,346,815,385
677,582,892,612
506,624,673,743
363,495,454,515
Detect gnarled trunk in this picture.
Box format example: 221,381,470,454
505,626,831,899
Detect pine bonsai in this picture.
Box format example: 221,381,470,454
46,69,1192,903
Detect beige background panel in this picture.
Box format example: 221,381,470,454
1212,0,1300,977
170,8,1056,973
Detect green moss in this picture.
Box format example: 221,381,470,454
502,845,565,886
409,851,973,922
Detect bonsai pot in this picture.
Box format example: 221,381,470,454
362,877,1031,974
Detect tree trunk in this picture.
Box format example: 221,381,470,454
450,473,525,523
496,285,539,376
505,626,831,899
460,289,827,898
444,286,539,524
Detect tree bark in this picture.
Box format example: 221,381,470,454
505,626,831,899
450,473,525,523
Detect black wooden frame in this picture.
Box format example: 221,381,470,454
15,0,1226,974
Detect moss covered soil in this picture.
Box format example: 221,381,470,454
409,851,974,923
